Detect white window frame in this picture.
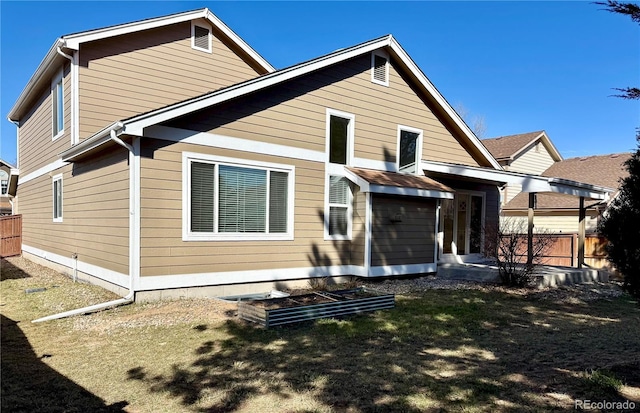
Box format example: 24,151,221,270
51,69,64,140
396,125,424,175
324,108,355,240
371,50,389,87
324,174,353,240
191,22,212,53
182,152,295,241
52,174,63,222
325,108,355,172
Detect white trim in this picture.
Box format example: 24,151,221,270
52,173,63,222
137,265,367,291
396,124,424,174
371,50,389,87
182,151,295,241
19,159,68,185
122,37,388,134
422,160,613,200
72,51,80,145
364,192,372,276
435,200,441,262
324,174,353,241
368,263,437,277
325,108,355,166
131,138,141,290
22,244,129,288
51,68,64,141
191,21,212,53
145,125,326,163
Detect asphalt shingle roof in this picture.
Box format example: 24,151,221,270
482,131,545,160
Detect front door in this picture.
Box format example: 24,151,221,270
440,192,484,260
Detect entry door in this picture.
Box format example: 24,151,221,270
441,193,484,257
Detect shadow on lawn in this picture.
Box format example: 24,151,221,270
1,314,129,413
1,258,30,281
127,290,639,412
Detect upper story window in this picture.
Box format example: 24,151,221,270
52,69,64,140
326,109,355,166
371,51,389,86
184,153,294,241
191,22,212,53
0,170,8,195
52,174,63,222
397,125,423,174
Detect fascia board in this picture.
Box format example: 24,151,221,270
388,37,502,171
123,37,390,134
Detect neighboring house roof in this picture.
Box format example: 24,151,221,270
503,153,631,210
482,131,563,163
0,159,16,169
8,8,274,122
63,35,502,170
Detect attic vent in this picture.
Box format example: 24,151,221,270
371,53,389,86
192,24,211,53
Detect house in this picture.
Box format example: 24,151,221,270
6,9,610,300
500,153,630,234
0,160,18,215
482,131,563,206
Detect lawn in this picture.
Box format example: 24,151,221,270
2,256,639,412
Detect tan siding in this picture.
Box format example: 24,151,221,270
18,63,72,176
371,195,435,267
351,187,366,266
501,212,599,234
139,139,358,277
78,21,261,139
167,54,481,168
503,143,557,204
17,147,130,275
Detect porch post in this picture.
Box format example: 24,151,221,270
578,196,585,269
527,192,535,270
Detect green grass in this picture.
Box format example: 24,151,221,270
2,257,639,412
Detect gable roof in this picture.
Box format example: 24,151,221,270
8,8,274,122
503,152,631,210
482,131,563,163
0,159,16,170
64,34,502,170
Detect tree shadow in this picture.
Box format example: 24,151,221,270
1,258,30,281
126,289,639,411
1,314,129,412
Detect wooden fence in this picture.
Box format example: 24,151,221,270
504,233,609,268
1,215,22,258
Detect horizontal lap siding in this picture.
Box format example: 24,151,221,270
168,54,481,168
501,212,599,234
78,21,260,139
140,139,355,277
18,147,130,275
19,63,71,176
371,195,435,267
351,188,366,267
505,145,557,203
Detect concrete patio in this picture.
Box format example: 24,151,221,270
437,262,609,288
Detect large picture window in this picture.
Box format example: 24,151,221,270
184,153,294,241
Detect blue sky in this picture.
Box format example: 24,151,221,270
1,1,638,166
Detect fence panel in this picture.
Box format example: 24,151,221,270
1,215,22,258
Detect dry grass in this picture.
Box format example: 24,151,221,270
2,256,639,412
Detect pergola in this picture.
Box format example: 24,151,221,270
423,161,615,268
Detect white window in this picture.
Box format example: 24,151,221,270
397,125,423,174
183,153,294,241
191,22,212,53
326,175,352,239
52,70,64,139
0,170,8,195
371,51,389,86
52,174,63,222
325,109,355,240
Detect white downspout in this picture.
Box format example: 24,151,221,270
33,128,137,322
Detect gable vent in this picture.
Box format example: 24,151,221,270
372,54,388,86
193,25,211,52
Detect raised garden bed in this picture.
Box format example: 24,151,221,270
238,287,395,327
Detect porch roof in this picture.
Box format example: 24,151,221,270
345,167,454,199
422,160,614,201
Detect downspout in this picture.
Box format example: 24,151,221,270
33,128,137,323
